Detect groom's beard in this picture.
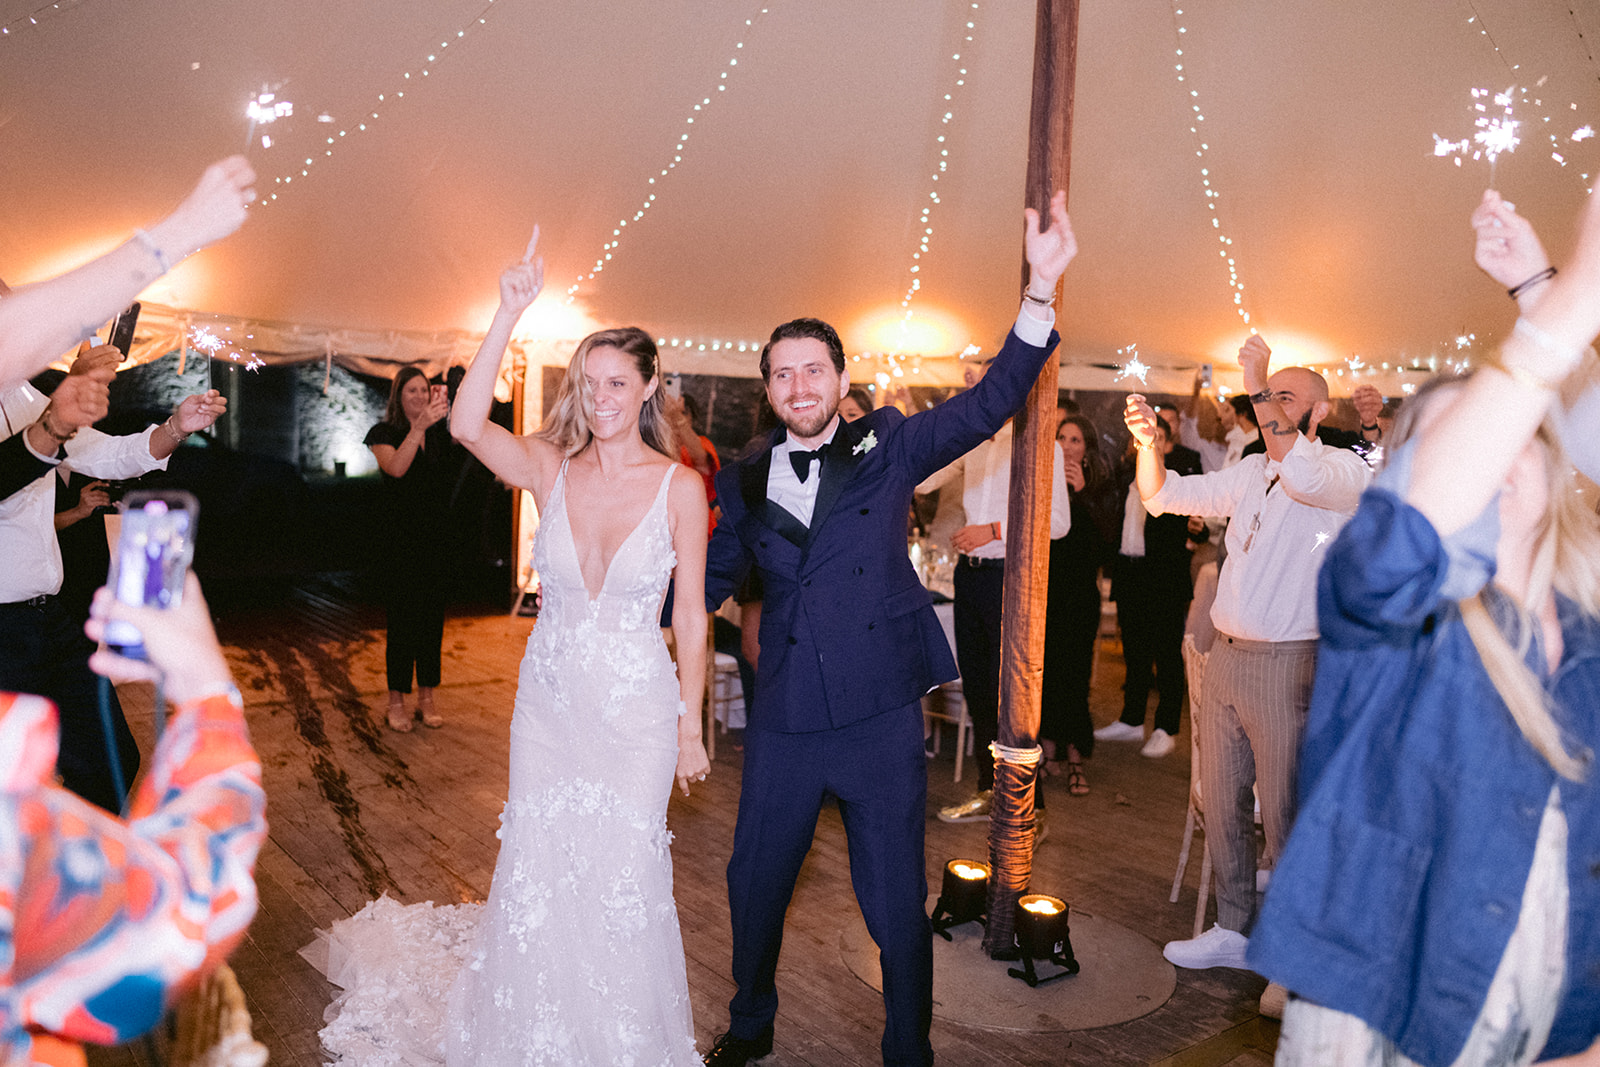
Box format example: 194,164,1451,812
780,395,840,441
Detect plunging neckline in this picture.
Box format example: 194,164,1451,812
559,460,673,603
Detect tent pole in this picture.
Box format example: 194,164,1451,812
984,0,1079,960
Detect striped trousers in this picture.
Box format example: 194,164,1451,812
1197,632,1318,933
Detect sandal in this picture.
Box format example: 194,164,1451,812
1066,762,1089,796
418,689,442,728
386,700,414,733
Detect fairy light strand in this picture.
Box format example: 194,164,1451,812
0,0,90,39
1166,3,1254,333
891,1,982,354
564,5,773,303
256,0,500,208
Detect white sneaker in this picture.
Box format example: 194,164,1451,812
1093,721,1144,742
1259,981,1289,1019
1162,925,1250,969
1140,728,1176,758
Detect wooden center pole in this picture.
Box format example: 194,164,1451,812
984,0,1079,960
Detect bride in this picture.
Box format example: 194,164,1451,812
311,230,711,1066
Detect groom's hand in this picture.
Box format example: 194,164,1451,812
1023,189,1076,297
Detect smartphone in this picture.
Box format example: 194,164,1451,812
661,372,683,400
1198,363,1213,389
104,490,198,659
108,302,141,357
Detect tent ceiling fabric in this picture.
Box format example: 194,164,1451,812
4,0,1600,394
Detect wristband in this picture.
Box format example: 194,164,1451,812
1022,288,1054,307
1507,266,1557,301
159,415,192,445
990,521,1000,540
133,229,172,274
37,408,76,444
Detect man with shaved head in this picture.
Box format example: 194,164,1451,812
1122,335,1373,1014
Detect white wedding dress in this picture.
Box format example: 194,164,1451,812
309,460,700,1066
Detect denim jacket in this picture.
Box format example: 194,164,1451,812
1247,488,1600,1065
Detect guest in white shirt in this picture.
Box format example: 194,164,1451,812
1123,335,1372,995
0,348,225,811
922,356,1071,824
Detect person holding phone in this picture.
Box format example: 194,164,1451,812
1,572,267,1067
365,368,454,731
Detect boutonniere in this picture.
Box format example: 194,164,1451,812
852,430,878,456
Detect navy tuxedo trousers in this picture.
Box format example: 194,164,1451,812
727,701,933,1067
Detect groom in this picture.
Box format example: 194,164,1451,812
701,191,1077,1067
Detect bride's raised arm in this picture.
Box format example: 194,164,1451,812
451,227,561,497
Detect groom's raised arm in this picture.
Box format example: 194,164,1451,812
890,191,1076,482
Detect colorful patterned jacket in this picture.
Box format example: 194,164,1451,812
0,690,266,1067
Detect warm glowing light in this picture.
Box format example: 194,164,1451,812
1021,899,1061,916
951,863,987,881
852,304,966,354
1210,331,1339,372
503,297,604,342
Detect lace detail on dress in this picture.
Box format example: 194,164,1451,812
311,460,698,1067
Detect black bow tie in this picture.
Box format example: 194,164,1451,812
789,447,824,483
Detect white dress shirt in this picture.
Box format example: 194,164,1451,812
766,424,839,529
1144,434,1371,642
0,382,166,601
768,305,1056,530
916,421,1071,560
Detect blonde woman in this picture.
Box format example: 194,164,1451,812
1249,193,1600,1065
312,234,710,1066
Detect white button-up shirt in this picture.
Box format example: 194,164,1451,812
917,421,1071,560
0,382,166,601
1144,434,1371,642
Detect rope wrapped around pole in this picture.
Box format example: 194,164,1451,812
985,742,1044,957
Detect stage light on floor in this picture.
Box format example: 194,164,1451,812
1007,893,1080,987
930,859,988,940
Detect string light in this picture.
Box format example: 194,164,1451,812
656,337,762,353
565,5,773,303
256,0,501,207
0,0,88,39
1166,4,1253,332
891,2,981,353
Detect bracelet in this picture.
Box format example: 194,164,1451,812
1135,438,1156,452
133,229,172,274
159,415,191,444
37,407,76,444
1507,266,1557,301
990,521,1000,540
1022,288,1054,307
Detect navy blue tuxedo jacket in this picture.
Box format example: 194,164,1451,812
705,324,1061,733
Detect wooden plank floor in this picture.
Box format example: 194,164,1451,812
95,589,1276,1067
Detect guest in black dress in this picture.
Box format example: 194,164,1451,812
365,367,453,731
1040,413,1118,794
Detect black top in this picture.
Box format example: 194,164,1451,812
365,420,455,562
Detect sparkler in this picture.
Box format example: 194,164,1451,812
1115,344,1150,385
1311,531,1330,553
1433,87,1520,187
245,88,293,152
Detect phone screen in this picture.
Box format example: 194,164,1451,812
104,490,197,658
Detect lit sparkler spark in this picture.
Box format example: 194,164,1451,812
1115,344,1150,385
1574,126,1595,142
960,343,982,360
1347,354,1366,372
1455,332,1475,350
245,88,293,150
189,327,224,355
1311,531,1330,553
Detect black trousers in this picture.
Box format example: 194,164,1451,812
0,596,138,812
1040,578,1100,758
1115,582,1189,736
952,561,1005,792
385,590,444,692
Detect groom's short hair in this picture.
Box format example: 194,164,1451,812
760,318,846,382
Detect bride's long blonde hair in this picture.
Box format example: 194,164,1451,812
534,327,674,459
1390,377,1600,780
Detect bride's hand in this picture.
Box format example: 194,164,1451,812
675,737,710,797
498,224,545,315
